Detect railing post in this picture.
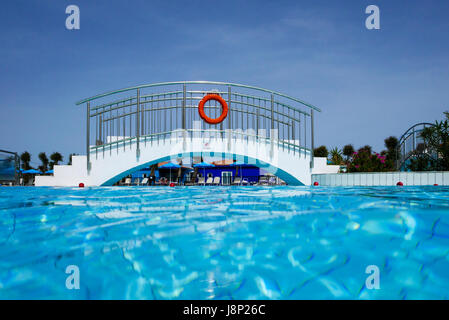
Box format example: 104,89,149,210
220,95,223,140
14,153,19,185
86,102,91,172
270,94,274,157
271,94,274,131
136,88,140,158
227,86,232,151
292,120,295,155
182,83,187,149
310,109,314,168
182,83,186,130
256,108,259,141
141,100,145,137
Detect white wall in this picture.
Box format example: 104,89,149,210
312,171,449,186
312,157,340,174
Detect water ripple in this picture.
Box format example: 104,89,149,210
0,185,449,299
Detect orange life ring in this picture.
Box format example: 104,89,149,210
198,94,228,124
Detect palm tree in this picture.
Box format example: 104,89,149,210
20,151,31,170
49,152,63,169
38,152,49,173
330,147,343,165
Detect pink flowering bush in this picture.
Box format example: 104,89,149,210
347,146,395,172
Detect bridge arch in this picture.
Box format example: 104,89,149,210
102,151,308,186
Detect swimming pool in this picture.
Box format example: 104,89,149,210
1,186,448,299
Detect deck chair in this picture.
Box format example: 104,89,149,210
258,177,269,186
133,178,140,186
205,177,213,185
213,177,220,185
124,177,131,186
232,177,241,185
141,177,148,185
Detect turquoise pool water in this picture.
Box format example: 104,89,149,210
1,186,449,299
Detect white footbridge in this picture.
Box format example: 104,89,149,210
36,81,335,187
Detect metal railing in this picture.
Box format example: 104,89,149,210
77,81,321,170
396,122,436,170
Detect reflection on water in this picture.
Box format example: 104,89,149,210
0,186,449,299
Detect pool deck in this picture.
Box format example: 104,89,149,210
312,171,449,186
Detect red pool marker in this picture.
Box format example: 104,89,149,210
78,183,85,188
396,181,403,186
169,182,175,187
313,182,319,186
434,184,439,186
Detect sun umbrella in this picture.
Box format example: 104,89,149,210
159,163,181,183
193,162,215,168
45,170,54,174
193,162,215,185
22,169,41,174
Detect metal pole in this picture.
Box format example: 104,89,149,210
304,114,307,157
228,86,232,150
182,84,187,149
136,89,140,158
15,153,19,186
256,108,259,140
182,83,186,130
141,101,145,136
270,94,274,157
270,94,274,132
86,102,91,172
292,120,295,155
311,109,315,168
298,111,301,157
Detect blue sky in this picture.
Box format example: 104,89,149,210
0,0,448,165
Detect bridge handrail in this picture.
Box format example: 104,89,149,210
398,122,434,145
95,103,305,125
100,108,294,127
76,81,321,112
90,91,311,118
